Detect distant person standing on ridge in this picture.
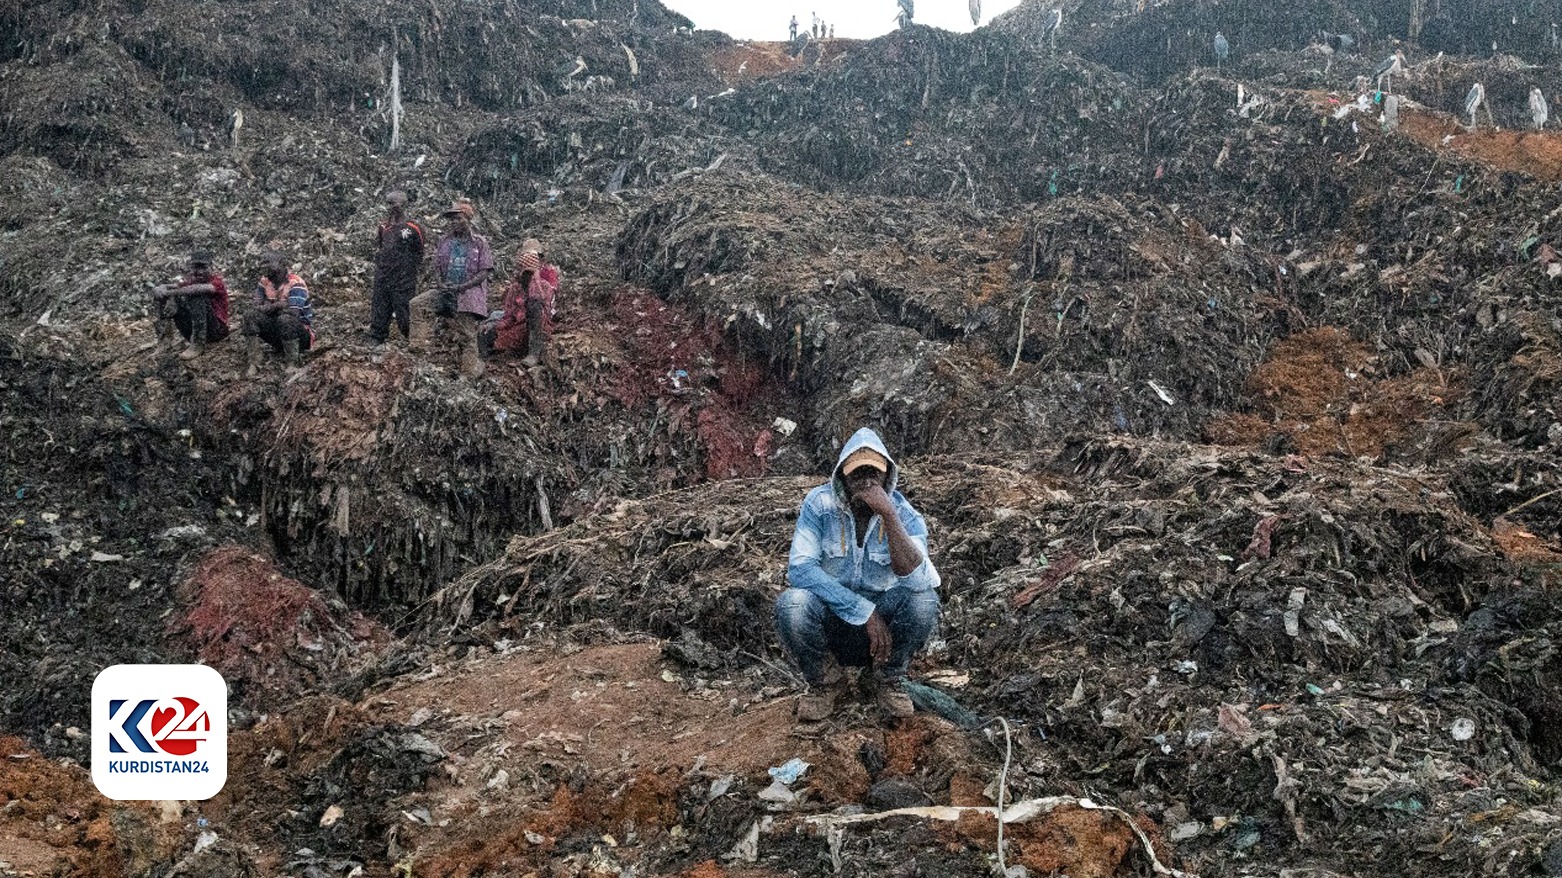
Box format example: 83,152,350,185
369,190,424,349
790,14,798,40
153,250,231,361
812,11,820,38
776,427,941,722
410,199,492,377
246,250,314,369
828,23,835,39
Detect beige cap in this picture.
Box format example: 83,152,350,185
841,447,888,475
521,237,542,255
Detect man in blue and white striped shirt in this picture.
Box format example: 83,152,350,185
249,250,315,366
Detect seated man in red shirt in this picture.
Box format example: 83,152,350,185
486,238,558,366
153,250,231,361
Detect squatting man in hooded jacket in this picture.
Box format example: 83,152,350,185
776,428,941,721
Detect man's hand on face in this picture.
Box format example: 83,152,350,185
865,611,893,665
849,475,895,518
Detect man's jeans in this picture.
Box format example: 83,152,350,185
775,586,940,686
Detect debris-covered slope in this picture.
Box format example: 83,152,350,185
1,0,1561,875
422,437,1560,877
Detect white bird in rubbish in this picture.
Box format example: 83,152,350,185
969,0,981,27
1213,31,1230,68
567,55,587,79
683,94,698,111
1531,87,1549,129
1465,81,1486,129
1374,49,1405,94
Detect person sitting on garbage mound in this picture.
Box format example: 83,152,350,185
153,249,231,361
485,238,557,367
776,427,941,721
246,250,315,368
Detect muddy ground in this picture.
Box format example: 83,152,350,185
1,0,1560,876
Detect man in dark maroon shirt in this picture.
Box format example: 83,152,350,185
369,190,424,347
153,250,231,361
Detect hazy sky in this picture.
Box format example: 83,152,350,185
661,0,1027,40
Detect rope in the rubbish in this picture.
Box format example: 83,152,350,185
991,716,1013,876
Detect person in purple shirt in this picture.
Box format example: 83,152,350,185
409,198,492,377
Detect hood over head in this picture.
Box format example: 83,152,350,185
832,427,899,502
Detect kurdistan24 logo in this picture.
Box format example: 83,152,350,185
93,664,228,800
106,696,211,756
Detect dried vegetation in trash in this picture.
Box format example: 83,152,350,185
2,0,1562,875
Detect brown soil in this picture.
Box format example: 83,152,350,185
1205,326,1461,456
385,643,787,780
937,803,1141,878
1491,517,1562,566
195,641,1008,877
710,43,803,83
1400,107,1562,181
0,738,175,878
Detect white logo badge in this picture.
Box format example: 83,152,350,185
91,664,227,800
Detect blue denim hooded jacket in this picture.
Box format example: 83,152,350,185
785,428,940,626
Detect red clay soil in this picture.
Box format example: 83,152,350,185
1205,326,1460,456
1004,806,1143,878
172,546,389,698
605,289,776,479
0,737,174,877
421,769,686,878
